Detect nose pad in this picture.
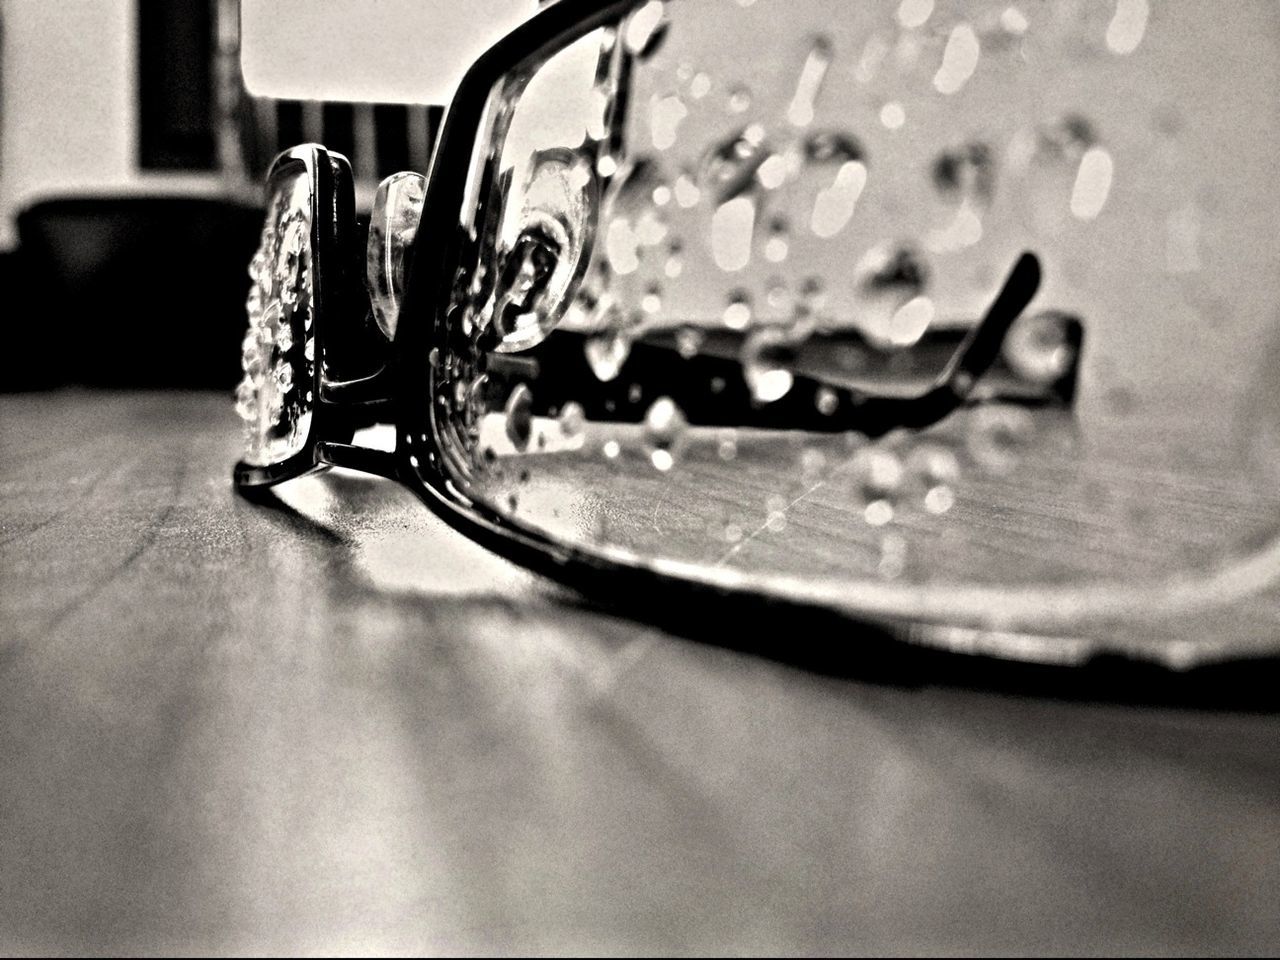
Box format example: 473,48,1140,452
491,224,563,345
488,147,600,353
367,171,428,340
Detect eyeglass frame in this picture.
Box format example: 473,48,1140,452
234,0,1069,627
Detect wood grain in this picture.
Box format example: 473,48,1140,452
1,390,1278,954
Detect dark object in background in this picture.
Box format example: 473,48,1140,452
138,0,217,171
8,197,262,390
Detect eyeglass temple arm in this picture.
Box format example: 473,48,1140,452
844,250,1042,436
490,251,1057,435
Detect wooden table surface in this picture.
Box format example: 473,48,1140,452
2,390,1278,955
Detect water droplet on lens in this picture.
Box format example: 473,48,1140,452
241,335,263,375
933,142,994,205
923,486,956,514
723,290,753,330
260,301,281,345
234,377,256,421
766,280,791,312
624,0,669,58
642,284,663,314
897,0,933,29
711,196,756,272
675,326,704,359
852,447,904,503
1041,115,1097,158
896,0,936,27
674,172,701,208
797,276,827,323
275,317,293,353
764,217,790,262
755,152,792,191
878,532,907,578
857,34,891,84
888,297,935,348
1069,146,1114,221
742,328,798,403
906,443,960,487
246,285,263,320
586,88,611,144
853,244,930,349
699,126,769,203
815,386,839,416
927,141,993,252
906,444,960,513
786,35,833,128
1001,6,1029,35
602,161,669,275
803,132,867,239
717,428,738,461
643,397,687,467
1105,0,1148,55
933,23,980,95
1003,310,1079,385
558,401,586,442
504,383,534,451
585,331,632,382
800,447,827,482
650,93,689,151
1019,114,1101,234
805,130,863,166
635,212,668,247
967,406,1034,473
864,500,894,526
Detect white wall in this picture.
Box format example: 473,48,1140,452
240,0,532,106
0,0,224,249
0,0,537,249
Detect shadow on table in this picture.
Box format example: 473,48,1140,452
573,586,1280,714
246,474,1280,715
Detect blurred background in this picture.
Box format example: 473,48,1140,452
0,0,536,391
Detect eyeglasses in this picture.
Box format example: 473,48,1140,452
233,0,1280,669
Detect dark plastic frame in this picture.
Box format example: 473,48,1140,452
233,0,1067,654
